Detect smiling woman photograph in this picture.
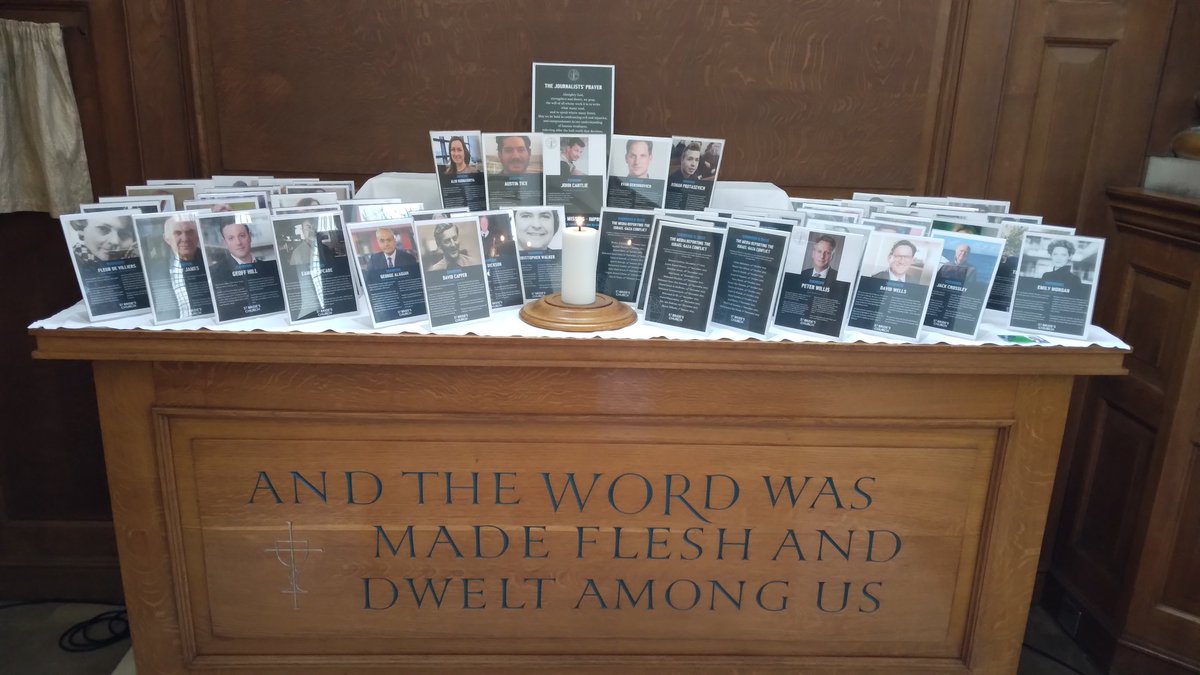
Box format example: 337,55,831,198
67,212,139,262
441,136,479,177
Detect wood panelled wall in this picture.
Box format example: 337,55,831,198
0,0,1196,608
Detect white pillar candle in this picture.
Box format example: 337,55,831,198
560,217,599,305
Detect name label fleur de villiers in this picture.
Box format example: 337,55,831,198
247,469,900,614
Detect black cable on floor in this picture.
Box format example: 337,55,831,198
58,608,130,652
1023,640,1090,675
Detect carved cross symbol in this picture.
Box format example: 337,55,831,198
263,521,323,610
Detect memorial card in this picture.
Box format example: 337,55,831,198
270,192,337,211
869,212,933,235
986,221,1075,312
794,207,861,225
931,218,1000,238
946,196,1010,213
410,207,470,221
81,199,163,215
270,211,358,324
97,194,173,212
644,221,725,334
847,233,944,340
809,220,876,241
133,211,214,323
924,231,1004,338
986,212,1044,225
60,210,151,321
543,134,606,228
212,175,270,188
866,218,927,237
665,137,723,211
851,192,910,207
483,132,545,208
195,188,271,209
126,184,195,210
347,219,426,327
286,181,355,200
430,130,487,211
596,208,656,302
532,62,615,136
606,135,670,210
197,209,286,323
476,210,526,310
1008,233,1104,338
773,229,865,339
183,196,259,212
513,206,565,301
414,217,492,329
340,199,424,224
711,224,788,335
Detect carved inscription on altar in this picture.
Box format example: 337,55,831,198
163,413,1000,658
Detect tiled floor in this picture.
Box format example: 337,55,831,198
0,600,1102,674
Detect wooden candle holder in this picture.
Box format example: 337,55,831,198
519,292,637,332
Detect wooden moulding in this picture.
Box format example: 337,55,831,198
519,292,637,332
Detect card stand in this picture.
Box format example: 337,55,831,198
519,292,636,332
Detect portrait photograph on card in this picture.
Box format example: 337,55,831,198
483,132,544,208
133,211,214,323
596,208,656,302
644,221,725,333
270,211,358,323
711,224,787,335
986,221,1068,311
544,134,606,227
197,210,286,323
606,135,670,210
1008,234,1104,338
414,217,492,328
431,130,487,211
773,230,865,339
847,233,944,340
60,210,151,321
348,219,425,327
513,205,566,301
476,210,525,310
665,137,722,211
924,231,1004,338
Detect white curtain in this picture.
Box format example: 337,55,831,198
0,18,92,216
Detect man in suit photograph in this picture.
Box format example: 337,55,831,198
872,240,922,283
209,220,261,277
799,234,838,281
367,227,417,272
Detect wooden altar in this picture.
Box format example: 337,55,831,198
31,328,1125,673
